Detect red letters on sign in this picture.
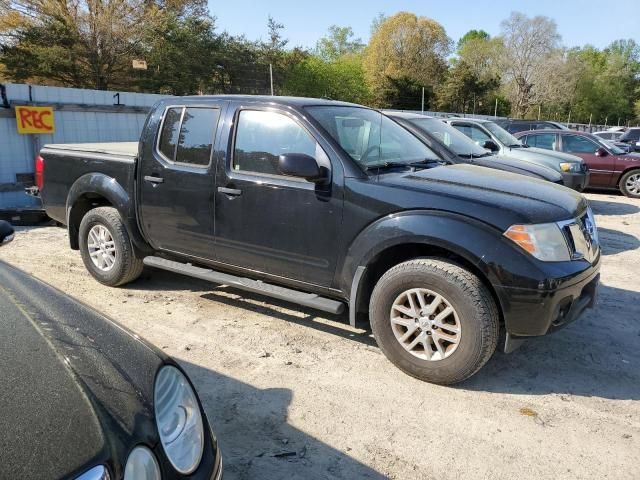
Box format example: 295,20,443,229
18,108,53,131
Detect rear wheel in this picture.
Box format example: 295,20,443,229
369,258,499,385
79,207,143,286
620,170,640,198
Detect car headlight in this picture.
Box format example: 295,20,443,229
504,223,571,261
154,365,205,474
559,162,581,172
124,446,160,480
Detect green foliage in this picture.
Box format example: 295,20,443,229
283,53,371,104
457,29,490,52
316,25,364,61
363,11,451,108
436,61,499,114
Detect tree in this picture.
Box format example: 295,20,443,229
436,61,498,114
0,0,176,89
499,12,561,117
363,12,451,107
566,42,640,124
316,25,364,61
137,13,220,95
457,29,489,52
283,53,371,104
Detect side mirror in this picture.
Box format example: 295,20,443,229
595,147,608,157
278,153,325,182
483,140,499,152
0,220,15,246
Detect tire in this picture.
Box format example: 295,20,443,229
78,207,144,287
619,169,640,198
369,258,499,385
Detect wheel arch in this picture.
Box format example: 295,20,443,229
341,210,525,328
66,173,150,254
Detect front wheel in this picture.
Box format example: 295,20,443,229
78,207,144,286
619,170,640,198
369,258,499,385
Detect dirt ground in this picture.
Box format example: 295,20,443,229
1,191,639,480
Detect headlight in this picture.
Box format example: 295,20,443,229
154,365,205,474
124,446,160,480
504,223,571,261
559,162,580,172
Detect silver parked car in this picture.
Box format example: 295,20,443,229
444,118,589,191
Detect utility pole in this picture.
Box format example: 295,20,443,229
538,105,541,120
421,87,425,113
567,110,571,125
269,64,274,96
604,116,608,128
472,93,476,116
494,98,498,117
617,117,621,127
588,113,592,129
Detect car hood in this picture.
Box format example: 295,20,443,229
377,164,586,228
472,155,563,182
0,261,165,480
500,146,583,167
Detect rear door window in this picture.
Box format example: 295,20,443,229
453,124,491,143
562,135,598,154
526,133,557,150
158,106,219,166
175,108,220,166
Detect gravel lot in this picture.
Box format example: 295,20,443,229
1,192,639,480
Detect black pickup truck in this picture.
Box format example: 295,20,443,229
36,95,601,384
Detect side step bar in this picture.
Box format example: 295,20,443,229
143,256,345,315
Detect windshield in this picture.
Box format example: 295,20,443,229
407,117,488,157
597,138,625,155
483,122,523,147
305,106,440,169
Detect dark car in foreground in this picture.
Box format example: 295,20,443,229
516,129,640,198
386,112,564,184
444,117,589,191
35,96,600,384
0,221,222,480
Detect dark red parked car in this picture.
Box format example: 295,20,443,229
515,129,640,198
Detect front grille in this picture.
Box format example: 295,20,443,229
560,208,599,263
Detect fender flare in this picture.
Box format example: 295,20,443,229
341,210,546,326
66,173,150,253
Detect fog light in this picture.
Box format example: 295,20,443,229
124,446,160,480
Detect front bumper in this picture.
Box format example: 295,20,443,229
561,170,590,191
496,257,600,338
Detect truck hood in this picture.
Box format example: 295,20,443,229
377,164,586,229
0,261,164,480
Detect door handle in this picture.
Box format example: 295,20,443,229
144,175,164,184
218,187,242,196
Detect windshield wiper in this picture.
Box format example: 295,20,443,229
365,159,444,171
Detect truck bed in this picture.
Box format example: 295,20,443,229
42,142,138,158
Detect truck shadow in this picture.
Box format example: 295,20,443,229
597,227,640,255
461,283,640,400
587,197,640,216
200,288,377,348
179,361,386,480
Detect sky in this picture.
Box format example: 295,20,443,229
209,0,639,51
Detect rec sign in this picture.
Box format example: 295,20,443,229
15,106,55,134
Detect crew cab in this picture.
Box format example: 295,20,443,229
35,96,601,384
